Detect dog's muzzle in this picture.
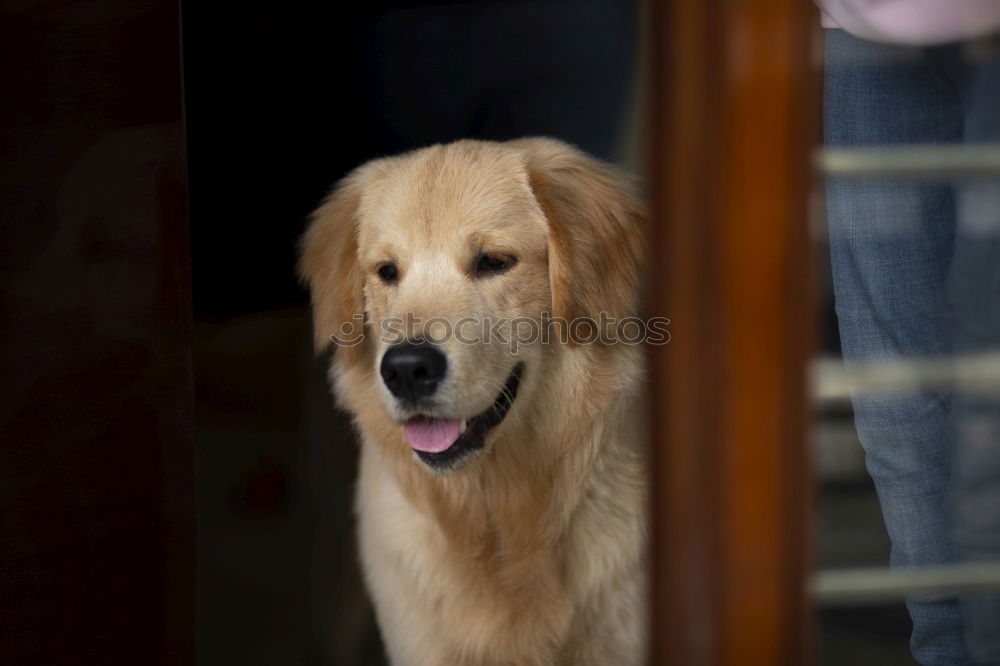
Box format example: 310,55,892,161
400,363,524,472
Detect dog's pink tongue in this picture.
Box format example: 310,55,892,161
403,417,461,453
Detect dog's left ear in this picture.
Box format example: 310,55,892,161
513,138,646,325
297,168,370,364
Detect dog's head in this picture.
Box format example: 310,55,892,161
299,138,643,472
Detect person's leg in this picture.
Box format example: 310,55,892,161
353,4,478,155
354,0,637,163
942,36,1000,665
824,29,967,665
467,0,637,162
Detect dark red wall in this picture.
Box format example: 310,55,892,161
0,2,194,663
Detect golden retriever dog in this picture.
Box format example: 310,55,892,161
299,138,647,666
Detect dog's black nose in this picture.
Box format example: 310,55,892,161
380,342,447,401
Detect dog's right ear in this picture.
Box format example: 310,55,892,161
298,170,368,365
513,137,645,328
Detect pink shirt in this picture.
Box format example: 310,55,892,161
818,0,1000,45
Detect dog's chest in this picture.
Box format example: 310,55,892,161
358,462,579,663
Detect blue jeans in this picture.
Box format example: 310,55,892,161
825,29,1000,665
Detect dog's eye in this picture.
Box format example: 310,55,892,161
377,262,398,283
475,253,517,276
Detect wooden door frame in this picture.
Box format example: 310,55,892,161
647,1,820,663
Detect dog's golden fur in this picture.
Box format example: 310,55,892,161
300,138,647,665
